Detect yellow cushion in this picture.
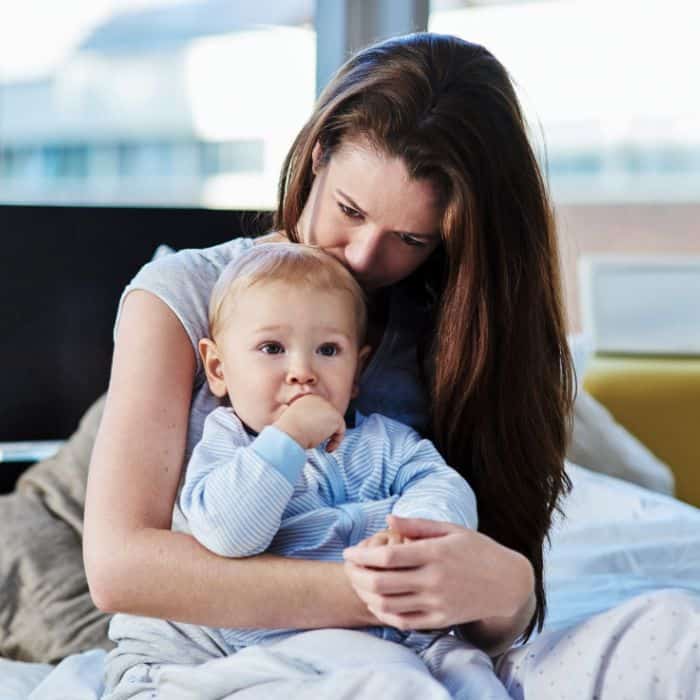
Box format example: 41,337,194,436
583,355,700,508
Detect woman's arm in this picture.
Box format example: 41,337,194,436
457,583,536,657
83,290,374,629
342,515,535,656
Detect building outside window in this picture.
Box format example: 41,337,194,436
0,0,315,209
429,0,700,205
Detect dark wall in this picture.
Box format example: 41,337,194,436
0,205,272,474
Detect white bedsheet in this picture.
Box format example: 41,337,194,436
494,462,700,699
0,658,53,699
545,462,700,633
2,462,699,699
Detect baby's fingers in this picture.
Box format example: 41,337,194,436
385,529,405,546
365,532,391,548
325,421,346,452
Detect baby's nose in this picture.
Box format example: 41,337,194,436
286,362,316,385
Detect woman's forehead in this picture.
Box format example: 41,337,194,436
328,139,441,233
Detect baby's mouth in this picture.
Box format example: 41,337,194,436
287,392,314,405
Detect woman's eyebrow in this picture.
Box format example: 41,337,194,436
336,189,367,216
336,188,439,239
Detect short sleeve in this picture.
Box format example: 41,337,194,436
113,237,254,380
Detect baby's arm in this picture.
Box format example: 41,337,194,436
388,426,478,531
180,407,306,557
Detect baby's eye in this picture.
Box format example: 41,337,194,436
259,342,284,354
317,343,339,357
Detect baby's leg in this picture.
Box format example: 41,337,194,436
102,613,231,700
420,633,511,700
155,628,452,700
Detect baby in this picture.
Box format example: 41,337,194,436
104,242,509,700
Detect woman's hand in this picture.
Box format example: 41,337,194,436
342,514,534,647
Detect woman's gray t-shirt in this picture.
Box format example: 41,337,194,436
114,236,431,468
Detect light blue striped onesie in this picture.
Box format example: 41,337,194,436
179,405,478,650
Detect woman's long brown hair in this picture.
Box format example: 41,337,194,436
275,33,575,641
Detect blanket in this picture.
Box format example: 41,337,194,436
102,618,509,700
6,462,699,699
16,586,700,700
30,630,514,700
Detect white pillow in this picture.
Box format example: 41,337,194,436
566,334,675,495
152,243,176,260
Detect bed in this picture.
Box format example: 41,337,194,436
1,204,698,698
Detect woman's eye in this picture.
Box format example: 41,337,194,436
317,343,339,357
260,342,283,354
338,202,363,220
399,232,427,248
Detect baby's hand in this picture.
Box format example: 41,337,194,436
357,528,411,548
274,394,346,451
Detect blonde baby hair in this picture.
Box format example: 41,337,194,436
208,242,367,342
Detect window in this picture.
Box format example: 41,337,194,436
0,0,315,208
429,0,700,204
200,141,264,175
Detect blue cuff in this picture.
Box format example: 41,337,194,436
251,426,307,486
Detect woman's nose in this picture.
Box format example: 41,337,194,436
344,227,383,274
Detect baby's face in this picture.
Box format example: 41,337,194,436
213,281,365,433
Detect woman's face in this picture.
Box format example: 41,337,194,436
296,137,442,291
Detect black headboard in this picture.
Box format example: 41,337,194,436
0,205,272,450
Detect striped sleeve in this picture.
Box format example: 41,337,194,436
388,422,478,530
180,408,306,557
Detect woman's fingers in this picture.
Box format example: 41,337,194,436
368,609,448,632
343,560,419,596
347,520,533,636
344,561,449,630
386,514,456,539
343,538,433,569
384,529,405,545
362,591,430,616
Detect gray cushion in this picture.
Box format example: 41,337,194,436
0,396,112,663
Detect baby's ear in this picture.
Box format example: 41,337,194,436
351,345,372,399
358,345,372,368
199,338,228,398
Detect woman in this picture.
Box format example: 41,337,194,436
85,32,567,682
